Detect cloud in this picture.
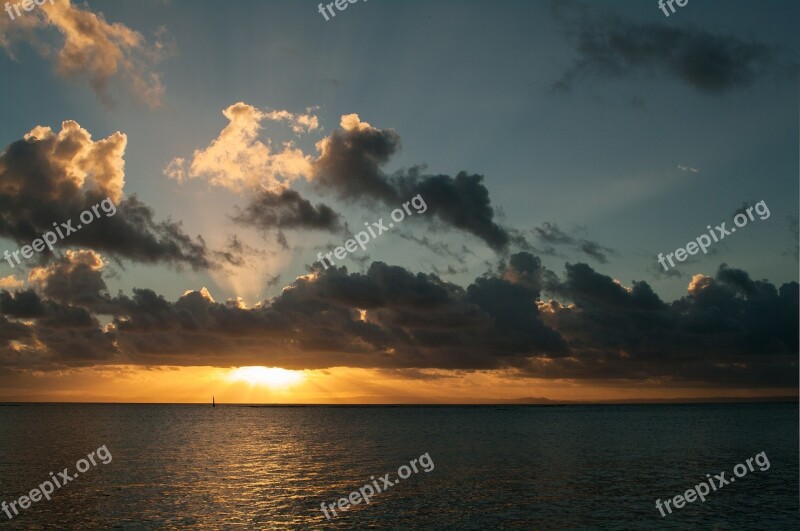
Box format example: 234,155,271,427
0,289,46,319
28,250,108,307
1,251,795,388
398,171,511,251
500,253,559,294
0,276,24,291
576,239,613,264
231,188,343,232
649,262,686,280
23,120,127,202
313,114,512,250
552,7,794,95
263,107,321,134
0,0,167,107
210,234,275,269
163,157,187,183
431,264,469,277
170,108,513,251
164,102,314,192
536,262,797,387
0,285,117,368
0,314,33,359
0,121,212,269
732,201,757,217
313,114,402,201
533,222,615,263
535,222,575,245
0,252,567,370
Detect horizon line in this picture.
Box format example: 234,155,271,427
1,396,796,406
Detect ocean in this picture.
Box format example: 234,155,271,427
0,403,797,529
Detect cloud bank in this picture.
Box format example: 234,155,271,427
1,250,795,388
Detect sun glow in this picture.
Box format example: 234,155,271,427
226,366,306,388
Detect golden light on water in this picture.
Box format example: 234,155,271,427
226,366,306,388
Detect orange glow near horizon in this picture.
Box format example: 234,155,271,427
0,365,793,404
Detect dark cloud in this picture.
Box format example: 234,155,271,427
88,195,210,269
536,262,798,387
313,116,511,251
553,8,794,94
276,231,289,250
577,239,613,263
314,117,401,201
732,201,757,217
0,287,117,368
1,249,795,388
431,264,469,277
500,252,559,294
399,171,510,250
535,222,575,245
0,289,46,318
211,235,247,268
533,222,614,263
231,188,343,233
377,369,460,381
29,251,108,306
0,253,567,370
0,123,212,270
649,262,686,280
211,234,277,270
0,314,31,349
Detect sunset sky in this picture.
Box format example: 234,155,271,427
0,0,797,403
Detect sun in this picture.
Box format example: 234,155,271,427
226,367,305,388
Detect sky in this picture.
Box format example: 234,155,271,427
0,0,797,403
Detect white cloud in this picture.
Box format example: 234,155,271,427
0,0,167,107
24,121,127,203
0,275,24,291
677,165,699,173
165,102,315,192
263,107,320,134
